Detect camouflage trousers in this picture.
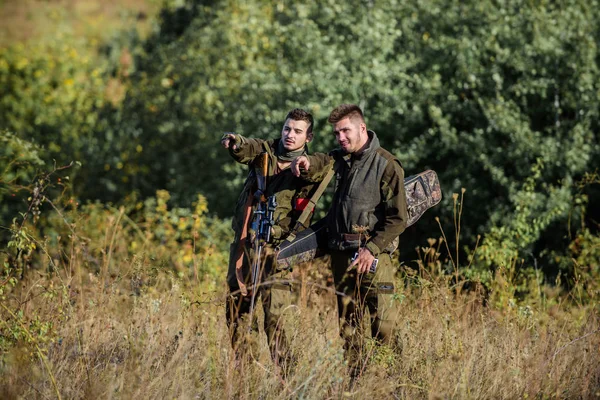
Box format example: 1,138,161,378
225,244,294,365
330,250,399,372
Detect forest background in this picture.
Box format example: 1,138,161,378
1,0,599,398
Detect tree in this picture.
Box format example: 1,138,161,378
3,0,599,275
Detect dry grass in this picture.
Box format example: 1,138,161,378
1,198,598,399
1,252,599,399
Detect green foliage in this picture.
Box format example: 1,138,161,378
0,131,75,285
0,36,109,161
566,228,600,303
0,28,142,204
0,130,45,186
1,0,600,279
0,130,45,219
548,172,600,301
97,0,599,272
476,159,569,269
0,301,58,362
39,189,231,282
130,189,231,279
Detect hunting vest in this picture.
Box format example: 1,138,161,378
327,131,401,252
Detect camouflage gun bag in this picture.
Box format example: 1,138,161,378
276,169,442,269
404,169,442,227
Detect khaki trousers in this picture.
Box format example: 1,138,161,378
226,243,293,364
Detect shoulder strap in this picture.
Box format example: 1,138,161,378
286,165,335,242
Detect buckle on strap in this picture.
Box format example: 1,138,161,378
328,232,365,251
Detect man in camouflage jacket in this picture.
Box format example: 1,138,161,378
291,104,408,373
220,108,318,365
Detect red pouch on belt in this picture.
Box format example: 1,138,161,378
295,198,310,211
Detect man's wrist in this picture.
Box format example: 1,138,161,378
271,225,283,240
365,241,381,257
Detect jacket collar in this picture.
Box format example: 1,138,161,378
351,130,379,163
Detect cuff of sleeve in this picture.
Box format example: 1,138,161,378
229,134,245,154
365,241,381,257
271,225,283,240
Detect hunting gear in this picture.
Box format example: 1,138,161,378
281,104,442,375
248,152,277,315
277,170,441,267
221,109,318,366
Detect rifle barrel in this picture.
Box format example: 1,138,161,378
249,244,263,316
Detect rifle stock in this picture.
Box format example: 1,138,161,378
249,152,276,317
255,152,268,198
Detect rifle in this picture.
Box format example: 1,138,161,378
249,152,277,316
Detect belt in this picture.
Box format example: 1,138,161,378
328,232,366,251
341,233,362,242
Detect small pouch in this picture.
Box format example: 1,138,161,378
295,197,311,211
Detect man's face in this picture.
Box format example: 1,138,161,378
281,118,312,152
333,117,367,154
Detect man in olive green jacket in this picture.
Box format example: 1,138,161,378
291,104,408,374
220,108,318,366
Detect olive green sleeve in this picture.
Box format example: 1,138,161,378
366,159,408,256
300,153,334,183
227,134,267,164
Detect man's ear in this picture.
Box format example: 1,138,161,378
360,122,367,135
307,131,313,143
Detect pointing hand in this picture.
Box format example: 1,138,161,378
291,155,310,177
221,133,238,150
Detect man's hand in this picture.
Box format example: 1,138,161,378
290,155,310,177
220,133,238,150
350,247,375,274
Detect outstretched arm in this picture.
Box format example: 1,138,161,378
219,133,267,164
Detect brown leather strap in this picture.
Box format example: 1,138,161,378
234,192,254,296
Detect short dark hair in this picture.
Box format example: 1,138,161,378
285,108,314,134
328,104,365,125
